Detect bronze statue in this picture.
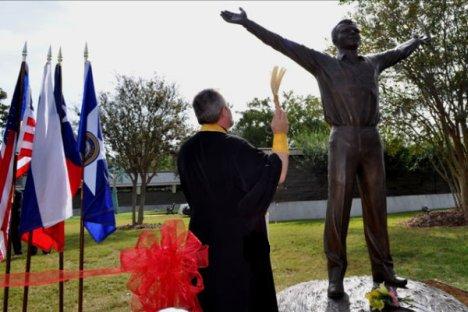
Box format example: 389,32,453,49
221,8,430,299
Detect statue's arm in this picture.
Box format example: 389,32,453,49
370,34,430,72
221,8,327,75
244,19,325,72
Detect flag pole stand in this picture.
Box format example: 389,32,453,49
21,231,33,312
3,43,28,312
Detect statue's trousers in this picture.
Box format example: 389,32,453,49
324,126,395,283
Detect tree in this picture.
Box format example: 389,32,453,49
100,74,190,225
233,91,328,148
342,0,467,221
232,97,272,147
0,88,8,131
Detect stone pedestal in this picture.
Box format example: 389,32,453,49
277,276,467,312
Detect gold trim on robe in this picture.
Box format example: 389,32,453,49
200,124,227,133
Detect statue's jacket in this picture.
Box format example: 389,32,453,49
243,19,421,127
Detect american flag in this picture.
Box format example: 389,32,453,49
16,99,35,178
0,61,30,260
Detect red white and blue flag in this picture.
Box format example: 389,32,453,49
0,61,30,260
54,62,82,196
16,97,36,178
19,61,75,252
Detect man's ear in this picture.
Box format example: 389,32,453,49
220,106,228,118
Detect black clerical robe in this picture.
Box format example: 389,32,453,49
177,131,282,312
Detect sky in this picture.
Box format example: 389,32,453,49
0,1,355,126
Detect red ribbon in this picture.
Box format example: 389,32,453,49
120,219,209,312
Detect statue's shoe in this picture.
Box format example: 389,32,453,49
384,276,408,288
327,281,345,299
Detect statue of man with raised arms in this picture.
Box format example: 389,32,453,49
221,7,430,299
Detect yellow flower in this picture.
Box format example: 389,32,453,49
365,284,390,311
371,298,385,311
378,283,389,295
365,289,380,301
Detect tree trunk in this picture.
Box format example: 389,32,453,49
459,169,468,224
131,178,138,226
137,174,147,225
443,145,468,224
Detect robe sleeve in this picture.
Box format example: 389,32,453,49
232,138,282,228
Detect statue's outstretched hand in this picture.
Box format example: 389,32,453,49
220,7,248,25
413,33,431,45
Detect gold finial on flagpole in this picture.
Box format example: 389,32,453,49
84,42,89,62
22,42,28,62
47,45,52,63
270,66,286,111
58,47,63,64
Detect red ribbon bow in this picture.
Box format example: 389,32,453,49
120,219,209,312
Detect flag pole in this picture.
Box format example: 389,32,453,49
77,42,88,312
2,192,15,312
78,193,84,312
2,42,28,312
59,251,64,312
21,232,33,312
57,47,65,312
22,45,52,312
2,192,14,312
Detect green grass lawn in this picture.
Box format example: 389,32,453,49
0,211,466,311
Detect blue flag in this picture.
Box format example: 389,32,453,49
77,61,115,242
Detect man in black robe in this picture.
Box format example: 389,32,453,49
177,89,289,312
221,8,430,299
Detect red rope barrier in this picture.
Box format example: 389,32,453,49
0,267,124,288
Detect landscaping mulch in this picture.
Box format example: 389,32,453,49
117,223,162,230
424,280,468,307
405,209,466,227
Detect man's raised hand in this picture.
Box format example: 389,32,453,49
220,7,248,25
271,105,289,134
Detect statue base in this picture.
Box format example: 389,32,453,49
277,276,466,312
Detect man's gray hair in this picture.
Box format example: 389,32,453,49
192,89,226,124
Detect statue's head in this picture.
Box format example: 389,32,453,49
332,19,361,50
